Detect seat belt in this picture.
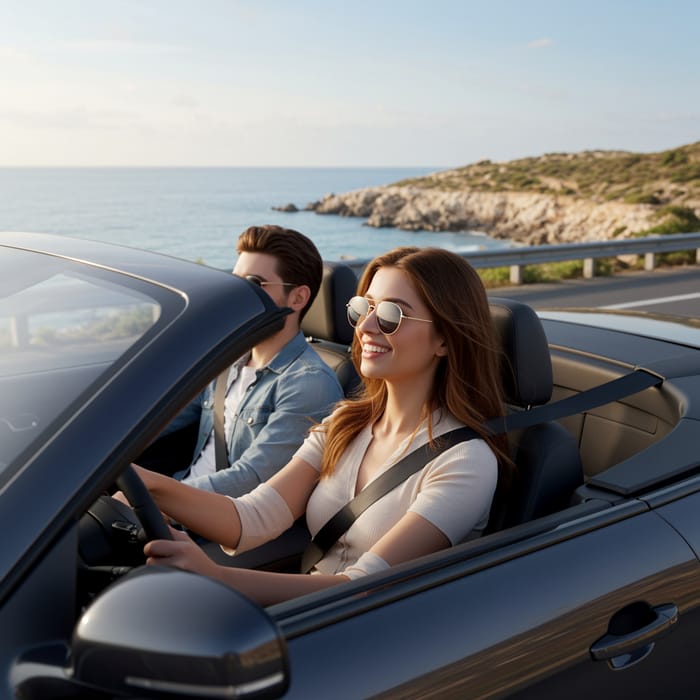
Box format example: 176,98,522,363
213,369,230,471
300,426,476,573
300,366,663,573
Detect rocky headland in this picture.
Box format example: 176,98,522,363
308,187,658,246
283,143,700,246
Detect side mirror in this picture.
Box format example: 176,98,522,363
70,566,289,699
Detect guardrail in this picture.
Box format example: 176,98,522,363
344,231,700,284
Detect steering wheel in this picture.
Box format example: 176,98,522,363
115,465,173,542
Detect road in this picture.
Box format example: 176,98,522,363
486,266,700,319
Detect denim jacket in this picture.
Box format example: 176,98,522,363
175,332,343,497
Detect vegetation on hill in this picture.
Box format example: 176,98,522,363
394,142,700,286
395,142,700,207
393,142,700,247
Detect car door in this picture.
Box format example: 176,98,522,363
277,497,700,699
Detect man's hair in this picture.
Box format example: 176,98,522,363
237,225,323,320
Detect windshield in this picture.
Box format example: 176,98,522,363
0,247,174,478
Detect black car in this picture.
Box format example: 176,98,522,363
2,231,700,699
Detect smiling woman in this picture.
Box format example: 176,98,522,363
132,246,512,606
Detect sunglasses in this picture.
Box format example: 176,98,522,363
243,274,297,289
346,295,433,336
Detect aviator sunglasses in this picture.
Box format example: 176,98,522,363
243,274,297,289
346,295,433,336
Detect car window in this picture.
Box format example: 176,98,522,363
0,247,172,480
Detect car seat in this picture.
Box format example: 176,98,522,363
302,261,361,396
486,297,584,531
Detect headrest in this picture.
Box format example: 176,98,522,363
489,297,553,408
301,261,358,345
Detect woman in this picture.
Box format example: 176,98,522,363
138,246,511,605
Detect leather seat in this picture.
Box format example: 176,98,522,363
487,297,583,530
302,261,361,396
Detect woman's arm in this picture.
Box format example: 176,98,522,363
141,477,458,606
133,465,243,549
145,528,348,607
133,455,319,550
369,511,450,565
144,511,449,606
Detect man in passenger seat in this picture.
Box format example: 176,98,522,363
156,225,343,498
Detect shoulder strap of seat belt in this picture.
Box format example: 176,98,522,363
300,367,662,573
213,369,230,471
482,367,663,435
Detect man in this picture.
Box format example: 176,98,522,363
164,225,343,497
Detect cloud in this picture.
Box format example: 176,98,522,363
0,45,35,63
518,82,568,100
171,94,200,109
527,38,553,49
61,39,185,56
0,106,147,131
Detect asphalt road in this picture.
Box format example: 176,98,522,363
487,266,700,319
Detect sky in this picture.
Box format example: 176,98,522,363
1,0,698,168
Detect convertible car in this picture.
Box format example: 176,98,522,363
2,232,700,699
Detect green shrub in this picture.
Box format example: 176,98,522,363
624,192,661,205
646,205,700,235
477,267,511,288
476,257,629,288
536,261,581,280
658,251,696,265
522,266,553,283
594,258,616,275
670,164,700,182
661,149,689,166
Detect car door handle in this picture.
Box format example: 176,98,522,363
590,603,678,664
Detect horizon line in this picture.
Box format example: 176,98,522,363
0,164,445,170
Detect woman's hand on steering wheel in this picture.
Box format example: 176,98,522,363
144,527,219,578
115,465,173,542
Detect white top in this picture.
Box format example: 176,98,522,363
230,409,498,580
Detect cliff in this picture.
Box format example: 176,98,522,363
303,143,700,246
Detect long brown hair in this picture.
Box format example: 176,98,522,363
318,246,512,483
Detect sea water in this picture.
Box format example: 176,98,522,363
0,167,509,269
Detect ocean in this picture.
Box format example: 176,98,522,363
0,167,509,269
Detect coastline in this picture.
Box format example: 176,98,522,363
279,144,700,248
306,185,657,246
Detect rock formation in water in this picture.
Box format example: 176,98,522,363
309,187,658,245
